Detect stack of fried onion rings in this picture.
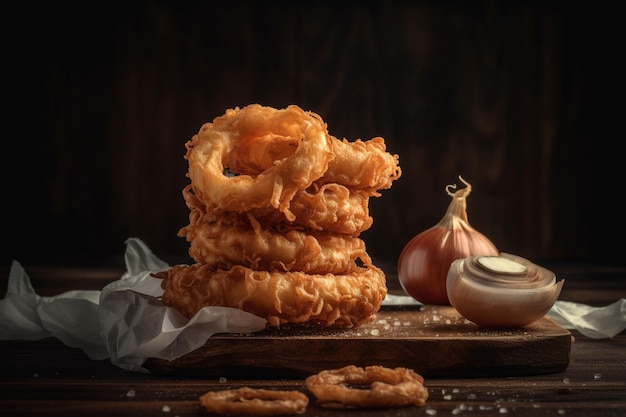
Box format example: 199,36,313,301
155,104,401,327
305,365,429,408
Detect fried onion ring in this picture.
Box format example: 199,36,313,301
182,182,372,236
179,186,372,273
319,136,401,194
156,263,387,327
245,182,373,235
182,220,371,274
186,104,333,220
198,387,309,416
305,365,429,409
227,130,402,195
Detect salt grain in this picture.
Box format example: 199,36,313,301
371,329,380,336
563,378,570,384
425,409,437,415
162,405,171,413
499,407,508,413
558,409,566,414
593,373,602,380
126,390,135,398
443,394,452,400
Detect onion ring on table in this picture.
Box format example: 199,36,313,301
155,263,387,327
305,365,429,409
186,104,333,220
198,387,309,416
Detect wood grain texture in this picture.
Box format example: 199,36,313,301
0,265,624,417
144,305,571,379
2,1,621,271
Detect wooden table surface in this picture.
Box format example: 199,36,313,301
1,263,625,416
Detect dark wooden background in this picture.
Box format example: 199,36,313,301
2,1,622,278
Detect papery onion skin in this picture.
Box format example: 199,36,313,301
446,253,565,328
397,177,499,305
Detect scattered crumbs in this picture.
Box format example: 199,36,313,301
126,390,136,398
219,377,227,383
452,388,460,394
563,378,570,384
445,319,451,325
452,408,462,415
558,409,566,414
377,319,388,325
432,315,440,322
479,405,493,410
33,373,38,378
533,404,542,408
441,389,446,394
499,407,508,414
403,321,411,326
393,321,401,326
371,329,380,336
467,393,477,400
383,323,391,330
593,373,602,380
162,405,171,413
355,332,362,336
425,408,437,415
443,394,452,400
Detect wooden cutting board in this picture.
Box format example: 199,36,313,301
144,304,571,379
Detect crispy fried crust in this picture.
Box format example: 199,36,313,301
156,263,387,328
305,365,429,408
199,387,309,415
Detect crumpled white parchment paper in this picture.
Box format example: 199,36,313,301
1,238,625,373
0,238,266,373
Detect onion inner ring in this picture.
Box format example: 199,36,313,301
305,365,428,408
198,387,309,416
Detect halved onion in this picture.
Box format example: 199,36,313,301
446,253,564,328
